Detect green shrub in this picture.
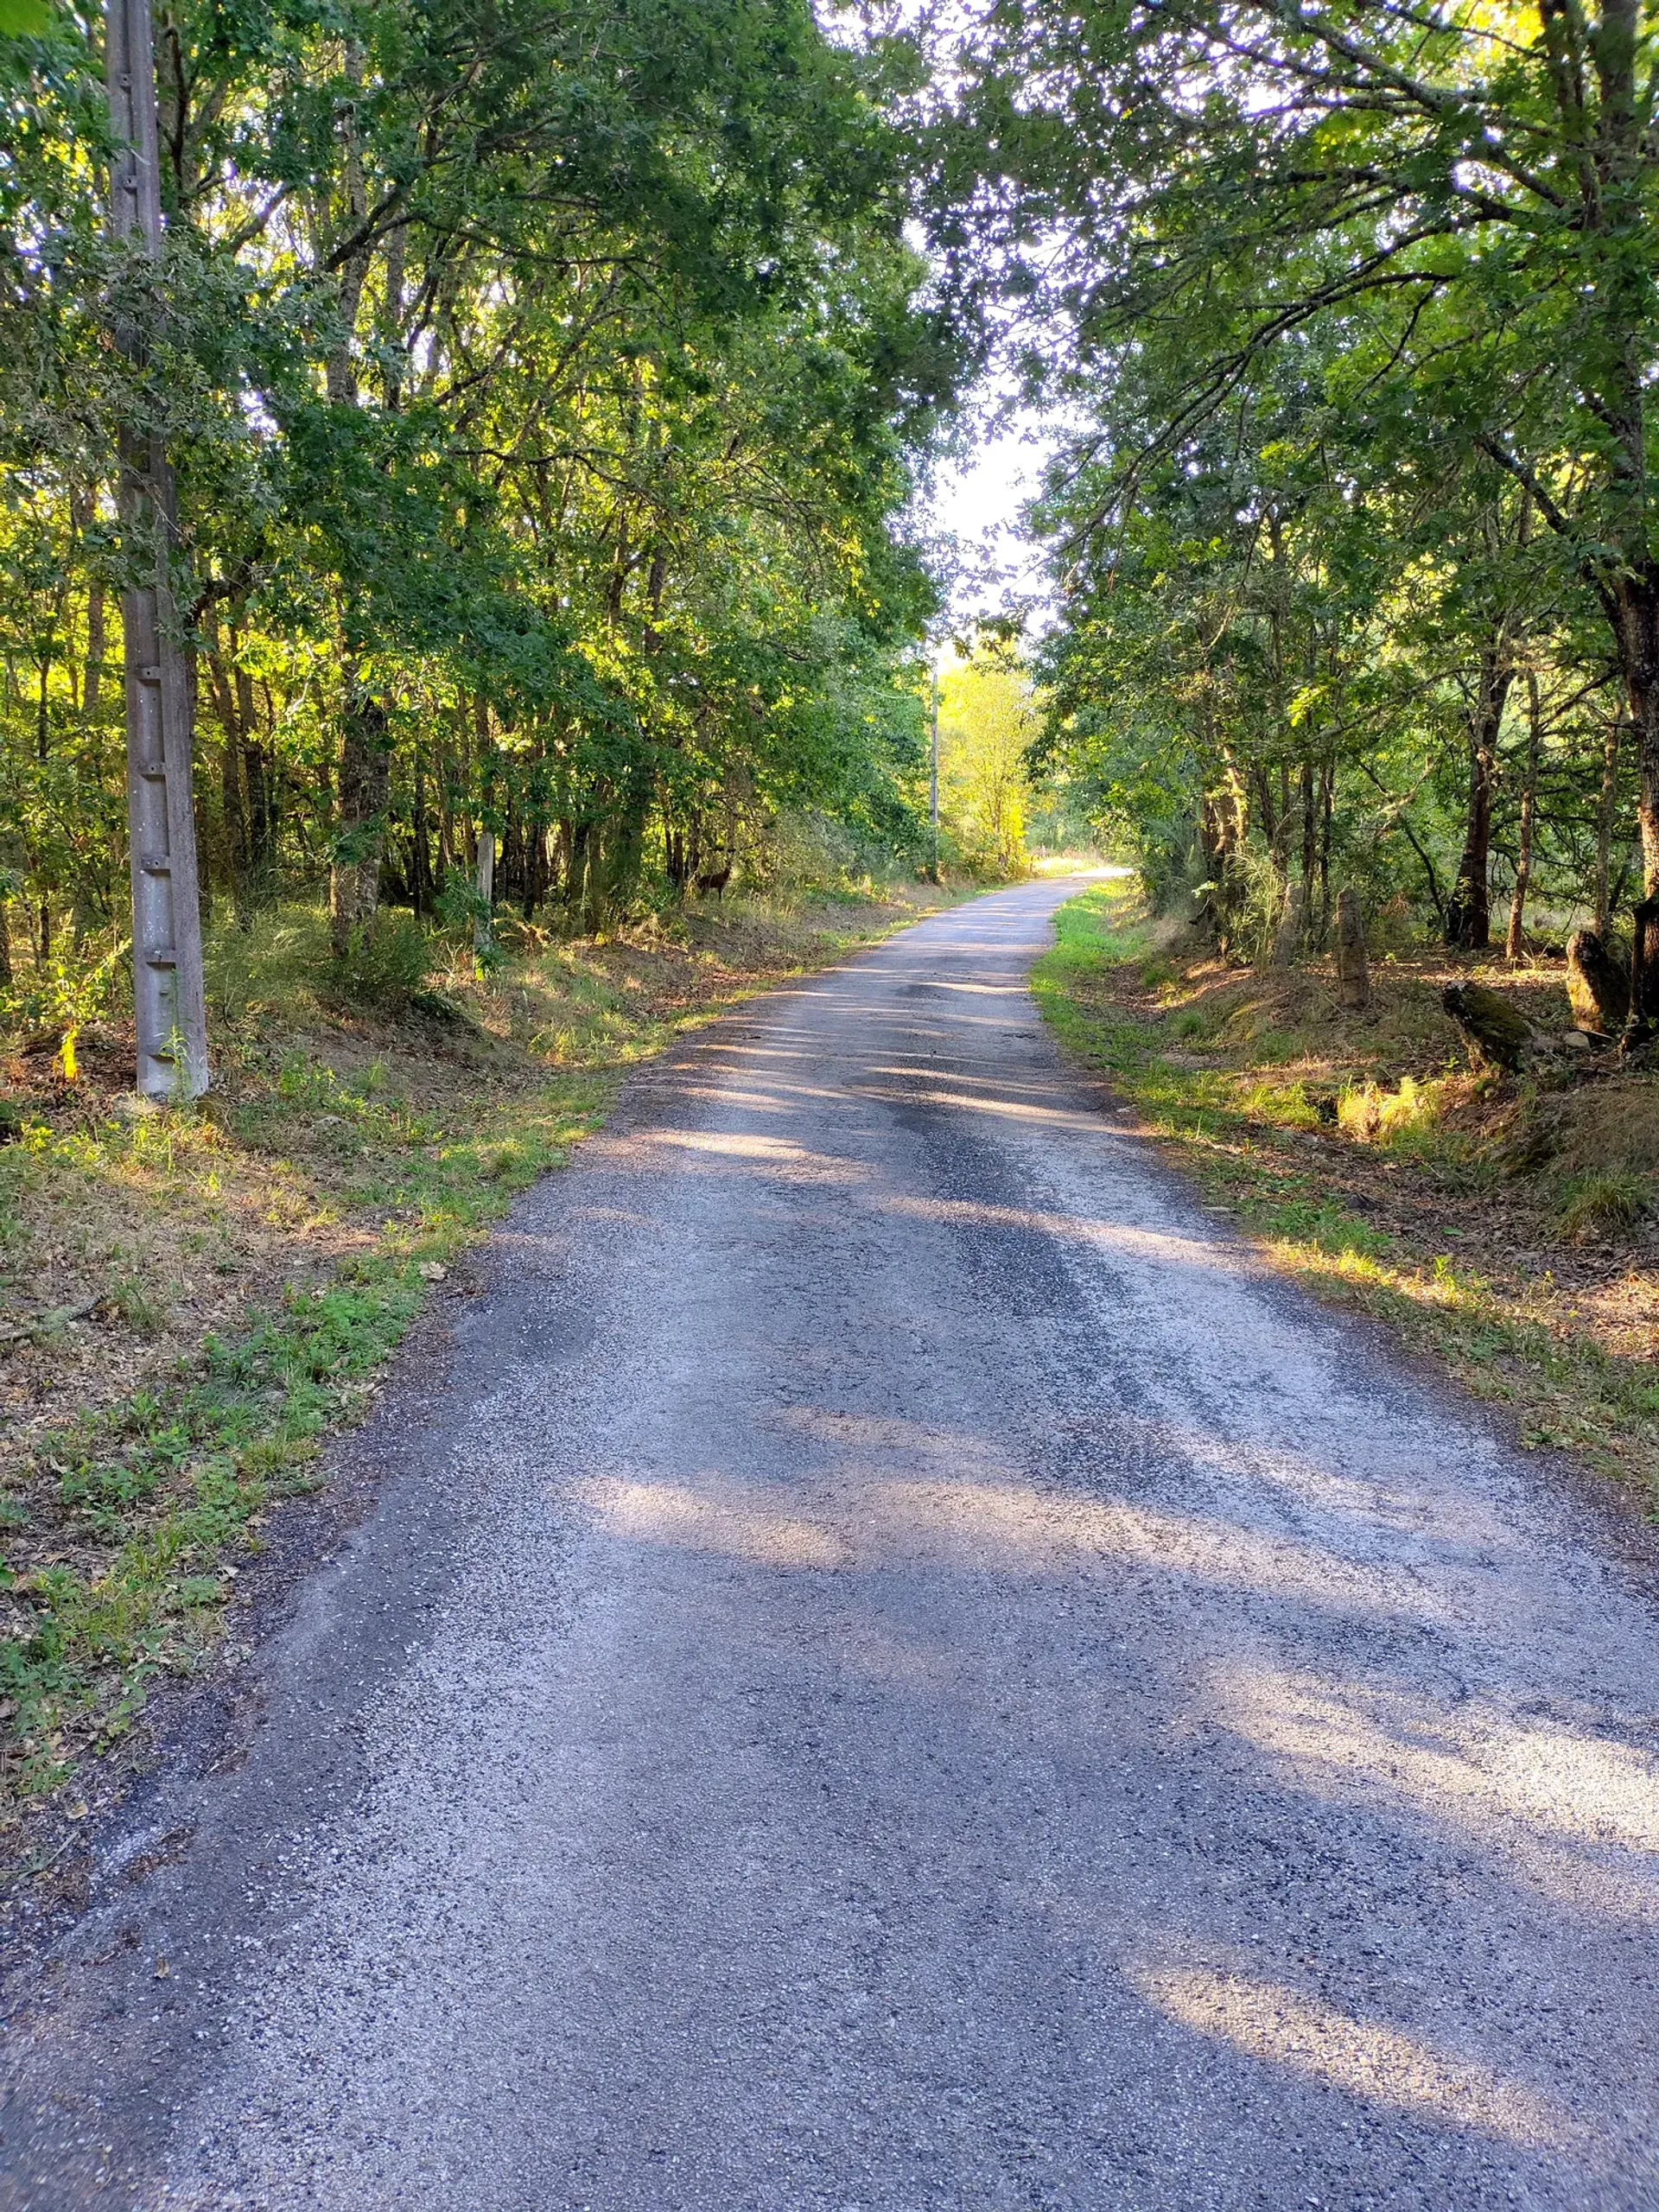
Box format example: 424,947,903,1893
1556,1169,1651,1243
327,913,435,1011
203,906,328,1023
1338,1075,1442,1146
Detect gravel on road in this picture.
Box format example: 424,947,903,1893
5,876,1659,2210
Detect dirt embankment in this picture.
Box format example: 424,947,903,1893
0,885,955,1860
1035,887,1659,1499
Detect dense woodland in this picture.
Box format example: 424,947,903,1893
0,0,966,1036
950,0,1659,978
5,0,1659,1052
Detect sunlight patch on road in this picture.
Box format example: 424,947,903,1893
575,1477,848,1569
857,1086,1103,1128
880,1192,1235,1268
576,1460,1413,1616
899,981,1030,996
677,1082,855,1111
860,1065,1101,1106
674,1085,804,1111
1128,1964,1575,2150
1217,1666,1659,1922
637,1129,869,1184
853,1478,1396,1605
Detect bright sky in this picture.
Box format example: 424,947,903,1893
921,409,1058,639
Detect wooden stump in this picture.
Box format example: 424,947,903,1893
1335,888,1370,1009
1442,981,1538,1072
1268,880,1306,968
1565,927,1630,1036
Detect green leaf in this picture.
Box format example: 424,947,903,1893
0,0,51,35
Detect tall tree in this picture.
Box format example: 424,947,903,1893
951,0,1659,890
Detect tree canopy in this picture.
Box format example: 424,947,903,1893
942,0,1659,964
0,0,965,1019
7,0,1659,1044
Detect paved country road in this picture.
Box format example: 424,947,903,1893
6,875,1659,2210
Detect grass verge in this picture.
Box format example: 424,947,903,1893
1033,880,1659,1500
0,882,959,1842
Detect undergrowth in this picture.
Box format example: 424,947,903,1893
0,1076,605,1810
0,880,957,1834
1033,882,1659,1502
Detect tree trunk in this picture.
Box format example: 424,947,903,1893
85,582,105,721
328,670,390,952
1505,671,1541,963
1566,929,1630,1034
325,50,371,410
1628,897,1659,1047
1269,878,1305,968
1446,641,1515,950
1251,760,1279,856
204,613,270,925
1197,769,1247,949
243,709,276,904
411,740,431,915
1595,716,1623,934
523,814,549,918
1443,982,1539,1072
474,828,495,969
73,582,107,950
1637,645,1659,898
34,649,51,963
1609,572,1659,897
189,649,213,931
320,51,384,959
379,219,407,410
221,713,250,925
1335,888,1369,1009
438,753,456,887
1446,739,1494,949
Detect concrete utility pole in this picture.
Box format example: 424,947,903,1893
474,827,495,974
105,0,209,1100
928,663,940,883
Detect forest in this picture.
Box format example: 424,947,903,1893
2,0,1658,1853
0,0,969,1081
3,0,1659,1054
955,0,1659,1001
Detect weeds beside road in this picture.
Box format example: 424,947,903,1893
0,885,957,1853
1034,882,1659,1505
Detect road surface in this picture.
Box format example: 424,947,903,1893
5,876,1659,2209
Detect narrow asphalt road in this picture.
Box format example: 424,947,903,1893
6,876,1659,2209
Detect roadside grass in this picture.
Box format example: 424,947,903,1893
0,880,957,1831
1033,881,1659,1500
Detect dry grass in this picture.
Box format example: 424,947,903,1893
1035,884,1659,1498
1,891,946,1463
0,881,956,1832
